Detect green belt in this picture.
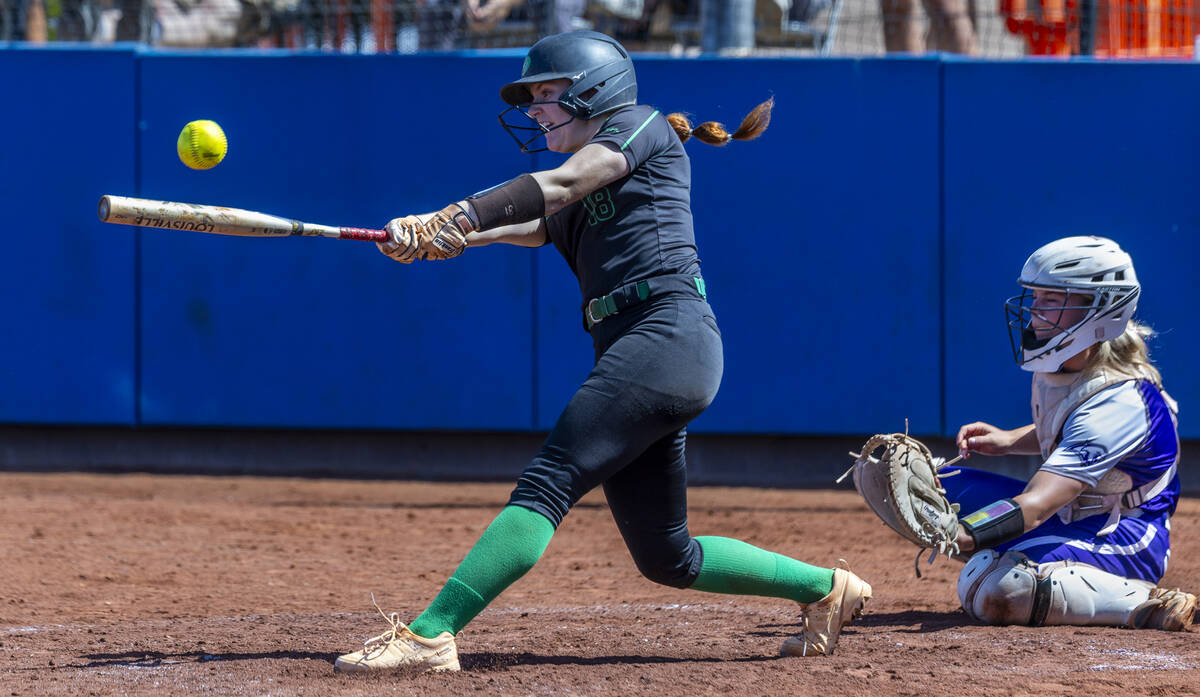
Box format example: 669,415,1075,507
585,274,708,330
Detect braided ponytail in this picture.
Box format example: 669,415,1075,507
666,97,774,146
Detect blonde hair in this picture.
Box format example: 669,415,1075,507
1086,320,1163,386
666,97,774,146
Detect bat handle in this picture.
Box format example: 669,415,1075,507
302,222,390,242
338,227,389,243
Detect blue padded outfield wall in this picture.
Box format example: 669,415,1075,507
0,49,137,424
1,48,1197,437
941,60,1200,437
135,55,537,429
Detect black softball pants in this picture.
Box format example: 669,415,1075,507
507,290,724,589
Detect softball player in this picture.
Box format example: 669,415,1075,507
945,236,1195,630
334,30,871,673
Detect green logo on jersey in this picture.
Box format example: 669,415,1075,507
581,188,616,226
603,126,621,134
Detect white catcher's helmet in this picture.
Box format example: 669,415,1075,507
1005,236,1140,373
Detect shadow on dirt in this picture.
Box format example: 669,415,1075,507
69,649,339,668
854,610,974,631
461,652,781,670
749,610,974,638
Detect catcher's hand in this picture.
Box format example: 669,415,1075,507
839,430,962,563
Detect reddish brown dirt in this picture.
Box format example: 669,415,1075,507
0,472,1195,697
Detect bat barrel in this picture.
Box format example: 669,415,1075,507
98,195,386,242
98,195,299,237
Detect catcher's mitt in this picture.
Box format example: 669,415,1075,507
838,428,962,571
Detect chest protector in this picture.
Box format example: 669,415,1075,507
1031,367,1178,536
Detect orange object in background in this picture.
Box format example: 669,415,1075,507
371,0,396,52
1000,0,1197,56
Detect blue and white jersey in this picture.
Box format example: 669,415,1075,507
944,378,1180,583
1042,379,1180,519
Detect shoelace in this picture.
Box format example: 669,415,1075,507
360,593,414,651
794,559,856,656
795,609,818,656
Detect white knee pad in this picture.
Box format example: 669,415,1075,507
958,551,1154,627
956,549,998,621
957,550,1038,625
1039,561,1153,627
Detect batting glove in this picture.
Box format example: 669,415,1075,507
377,215,424,264
418,203,477,261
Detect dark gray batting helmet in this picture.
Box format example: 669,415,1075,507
500,30,637,119
497,31,638,152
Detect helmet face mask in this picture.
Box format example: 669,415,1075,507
1004,236,1140,373
498,102,577,154
1006,287,1101,364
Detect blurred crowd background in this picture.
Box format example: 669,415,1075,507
1,0,1195,60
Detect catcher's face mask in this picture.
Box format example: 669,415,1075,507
1005,286,1099,368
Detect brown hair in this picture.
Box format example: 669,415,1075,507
666,97,774,146
1086,320,1163,386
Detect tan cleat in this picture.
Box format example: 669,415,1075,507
780,559,872,657
334,598,460,673
1130,587,1197,631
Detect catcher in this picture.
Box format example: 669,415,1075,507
846,236,1195,631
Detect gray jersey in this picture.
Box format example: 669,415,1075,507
1041,379,1180,519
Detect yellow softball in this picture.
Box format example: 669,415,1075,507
177,120,227,170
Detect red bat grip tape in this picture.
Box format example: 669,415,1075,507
338,227,389,242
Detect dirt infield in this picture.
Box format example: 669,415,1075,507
0,472,1195,696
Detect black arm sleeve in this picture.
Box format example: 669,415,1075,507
466,173,546,230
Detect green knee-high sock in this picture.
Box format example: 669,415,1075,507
408,505,555,638
689,536,834,604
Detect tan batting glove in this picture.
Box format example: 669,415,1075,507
417,202,477,261
377,215,424,264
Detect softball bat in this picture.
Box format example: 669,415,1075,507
97,195,388,242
